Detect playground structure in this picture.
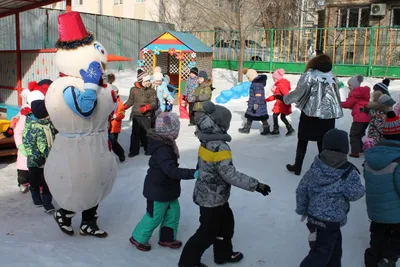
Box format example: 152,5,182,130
139,31,213,101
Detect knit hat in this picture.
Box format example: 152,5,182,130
198,70,208,80
153,72,164,81
190,67,199,76
30,100,49,119
322,128,349,154
155,112,180,140
243,68,258,82
373,78,390,95
137,68,144,78
382,111,400,140
347,75,363,89
272,69,285,81
378,94,396,107
138,71,151,82
154,66,162,73
202,101,232,131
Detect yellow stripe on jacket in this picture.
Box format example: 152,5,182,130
198,145,232,163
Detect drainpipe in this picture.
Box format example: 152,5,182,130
98,0,102,15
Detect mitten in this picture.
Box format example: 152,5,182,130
275,95,284,101
194,170,199,179
18,144,27,157
139,104,151,113
252,104,259,114
256,182,271,196
300,215,306,222
79,61,102,86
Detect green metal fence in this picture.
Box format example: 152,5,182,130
191,27,400,78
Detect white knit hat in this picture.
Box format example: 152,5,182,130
153,72,163,81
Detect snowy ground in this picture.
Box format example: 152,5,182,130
1,69,400,267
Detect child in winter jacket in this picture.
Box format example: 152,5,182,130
193,70,212,120
296,128,365,267
153,72,175,112
130,112,197,252
373,78,391,96
108,74,126,162
364,111,400,267
341,75,371,157
265,68,295,136
363,92,395,151
23,97,57,213
239,69,270,135
183,67,199,126
179,101,271,267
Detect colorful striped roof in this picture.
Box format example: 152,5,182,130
142,31,212,53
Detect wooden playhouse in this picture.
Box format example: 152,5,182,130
139,30,213,100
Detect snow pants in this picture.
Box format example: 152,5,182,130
28,167,53,210
189,102,195,125
350,122,369,154
300,216,342,267
132,199,180,244
130,116,152,154
17,169,29,186
179,202,235,267
109,133,125,159
365,221,400,267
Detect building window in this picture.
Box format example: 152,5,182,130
114,0,123,4
216,0,222,8
136,0,145,3
338,7,370,28
74,0,83,5
392,7,400,27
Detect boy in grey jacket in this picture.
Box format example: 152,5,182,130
296,128,365,267
178,101,271,267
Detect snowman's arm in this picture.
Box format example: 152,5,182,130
63,86,97,118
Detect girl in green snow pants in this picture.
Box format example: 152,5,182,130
129,113,196,251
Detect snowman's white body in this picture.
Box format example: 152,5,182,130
44,43,118,212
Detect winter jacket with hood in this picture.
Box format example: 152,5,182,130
367,91,389,145
14,106,31,171
124,81,158,118
183,76,199,103
156,77,175,112
296,150,365,227
364,141,400,224
266,78,292,115
245,75,269,121
341,86,371,123
193,111,259,207
22,114,57,168
193,79,212,112
110,97,125,134
143,131,196,202
284,59,343,120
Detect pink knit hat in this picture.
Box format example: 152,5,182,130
272,69,285,81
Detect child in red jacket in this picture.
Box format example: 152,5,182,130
341,75,371,158
108,74,126,162
266,69,295,136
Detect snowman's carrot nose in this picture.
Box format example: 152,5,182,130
107,55,131,62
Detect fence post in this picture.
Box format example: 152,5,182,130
368,27,375,77
269,29,274,73
117,18,122,70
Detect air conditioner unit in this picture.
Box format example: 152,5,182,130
370,3,387,16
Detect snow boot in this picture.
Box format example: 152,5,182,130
41,194,55,214
31,190,43,207
119,154,126,163
286,149,306,176
80,215,108,238
129,237,151,251
128,152,139,158
270,126,280,135
19,183,30,194
54,209,75,236
349,152,360,158
238,121,251,134
286,125,295,136
378,259,396,267
215,252,244,265
158,240,182,249
260,125,271,135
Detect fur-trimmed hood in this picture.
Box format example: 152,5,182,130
368,91,386,111
199,79,213,88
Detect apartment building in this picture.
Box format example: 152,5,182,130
46,0,161,21
321,0,400,28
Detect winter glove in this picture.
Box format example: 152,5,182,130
194,170,199,179
256,182,271,196
252,104,259,114
139,104,151,113
275,95,284,101
79,61,102,86
360,106,370,113
18,144,27,157
300,215,307,222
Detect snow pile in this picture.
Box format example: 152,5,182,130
0,69,399,267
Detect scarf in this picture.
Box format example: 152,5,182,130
147,130,179,158
319,150,348,169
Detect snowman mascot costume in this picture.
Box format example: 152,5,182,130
45,12,119,238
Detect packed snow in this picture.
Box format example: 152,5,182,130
1,69,400,267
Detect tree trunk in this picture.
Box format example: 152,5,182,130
237,4,244,83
